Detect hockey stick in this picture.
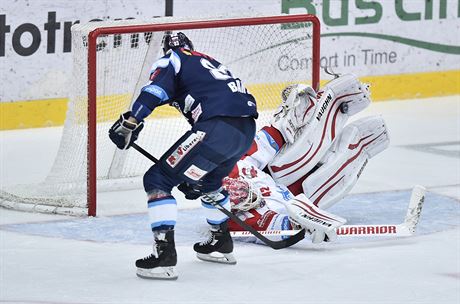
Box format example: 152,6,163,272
231,185,426,239
131,142,306,249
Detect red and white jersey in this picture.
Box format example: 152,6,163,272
227,162,294,235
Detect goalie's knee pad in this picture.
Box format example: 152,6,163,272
302,115,390,209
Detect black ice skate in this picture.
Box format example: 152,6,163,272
136,230,178,280
194,221,236,265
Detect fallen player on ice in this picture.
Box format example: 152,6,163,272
221,73,391,244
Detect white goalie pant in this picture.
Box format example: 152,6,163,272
268,73,371,186
302,115,390,209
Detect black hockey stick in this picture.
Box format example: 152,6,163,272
131,142,306,249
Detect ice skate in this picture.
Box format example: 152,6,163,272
136,230,178,280
194,221,237,265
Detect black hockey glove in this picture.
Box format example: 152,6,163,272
177,182,203,200
109,111,144,150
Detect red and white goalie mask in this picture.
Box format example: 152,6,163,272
222,177,264,211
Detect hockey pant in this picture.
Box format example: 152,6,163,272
143,116,255,230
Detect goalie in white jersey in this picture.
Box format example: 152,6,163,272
223,73,390,243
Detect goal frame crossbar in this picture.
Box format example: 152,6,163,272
86,14,321,216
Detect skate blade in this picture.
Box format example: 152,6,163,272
136,266,178,280
196,252,237,265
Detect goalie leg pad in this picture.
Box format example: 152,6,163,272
269,73,372,187
269,86,349,185
302,115,390,209
321,73,371,116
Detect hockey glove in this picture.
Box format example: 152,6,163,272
271,84,317,144
109,112,144,150
177,182,203,200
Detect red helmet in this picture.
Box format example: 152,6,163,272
222,177,264,211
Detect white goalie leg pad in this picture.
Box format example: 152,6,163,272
321,73,371,116
302,115,390,209
271,84,318,144
284,194,346,243
269,74,372,186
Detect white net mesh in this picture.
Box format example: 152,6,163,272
0,15,318,215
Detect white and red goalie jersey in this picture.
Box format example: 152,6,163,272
224,74,390,240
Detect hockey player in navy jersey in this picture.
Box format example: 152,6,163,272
109,32,257,280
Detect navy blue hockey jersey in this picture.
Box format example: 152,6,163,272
131,48,258,125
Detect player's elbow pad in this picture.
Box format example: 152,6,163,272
131,92,161,121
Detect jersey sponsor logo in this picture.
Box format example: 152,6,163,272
281,216,292,239
281,216,291,230
316,90,334,121
276,186,292,201
241,166,258,179
166,131,206,167
256,210,276,230
336,225,397,235
183,165,208,181
143,85,169,101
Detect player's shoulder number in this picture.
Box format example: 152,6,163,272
200,58,247,94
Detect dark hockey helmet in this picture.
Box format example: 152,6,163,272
162,32,194,54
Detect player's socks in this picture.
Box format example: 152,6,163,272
194,221,236,265
136,230,178,280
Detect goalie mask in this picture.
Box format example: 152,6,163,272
222,177,264,212
162,32,194,54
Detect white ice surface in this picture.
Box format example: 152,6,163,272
1,96,460,304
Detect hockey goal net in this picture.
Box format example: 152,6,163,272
0,14,320,216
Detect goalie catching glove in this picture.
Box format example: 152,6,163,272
109,111,144,150
284,194,346,243
271,84,317,144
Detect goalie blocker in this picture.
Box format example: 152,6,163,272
284,194,346,243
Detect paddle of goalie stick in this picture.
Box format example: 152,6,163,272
131,142,306,249
230,185,426,238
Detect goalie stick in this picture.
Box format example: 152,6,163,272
231,185,426,238
131,142,306,249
